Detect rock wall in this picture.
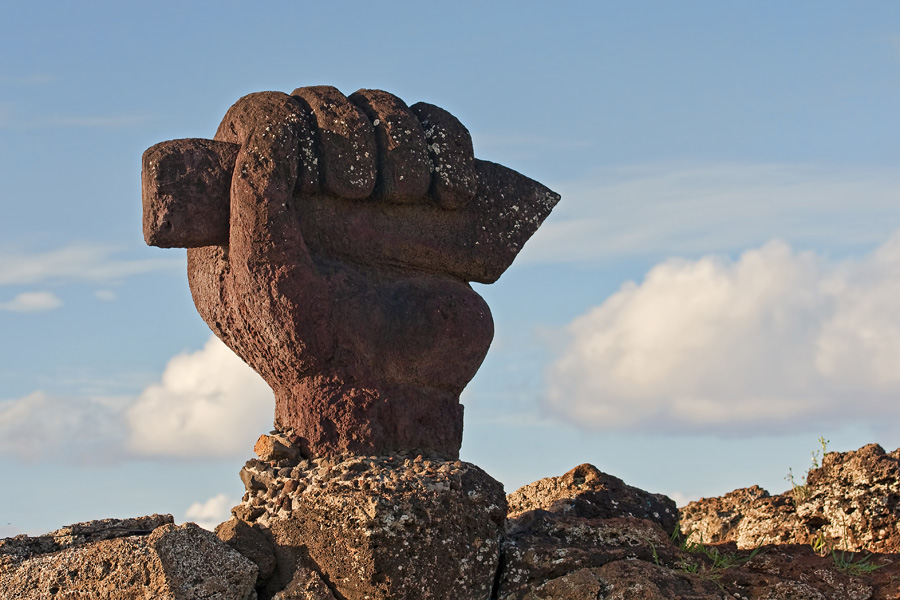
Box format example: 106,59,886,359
6,444,900,599
221,432,506,600
0,516,256,599
681,443,900,553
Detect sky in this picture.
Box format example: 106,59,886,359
2,1,900,535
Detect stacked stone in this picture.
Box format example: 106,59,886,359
0,517,256,600
235,435,485,527
222,432,506,600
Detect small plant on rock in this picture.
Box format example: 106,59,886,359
785,467,810,504
786,437,830,506
831,549,886,576
666,527,762,577
811,530,829,555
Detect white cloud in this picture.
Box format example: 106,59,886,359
521,163,900,265
125,336,274,458
0,243,181,286
545,230,900,435
0,337,271,462
0,391,128,461
94,289,117,301
184,493,235,531
0,291,62,312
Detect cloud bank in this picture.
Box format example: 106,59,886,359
126,336,273,458
0,336,273,462
184,493,236,531
0,391,128,462
545,230,900,435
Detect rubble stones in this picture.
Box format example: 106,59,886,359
10,452,900,599
215,518,277,582
506,462,678,535
227,447,506,600
254,432,304,463
0,519,257,600
680,444,900,553
497,514,679,599
272,566,337,600
497,459,900,599
0,514,174,566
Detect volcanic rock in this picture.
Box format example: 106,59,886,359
142,86,560,460
224,445,506,600
506,462,678,534
497,462,900,599
680,443,900,553
0,516,256,599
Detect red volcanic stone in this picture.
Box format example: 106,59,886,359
141,86,560,459
348,88,431,203
291,85,377,199
410,101,477,209
141,138,237,248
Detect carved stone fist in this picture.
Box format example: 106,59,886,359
142,86,559,459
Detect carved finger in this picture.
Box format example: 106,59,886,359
291,86,376,200
215,91,319,195
348,89,431,203
294,159,559,284
190,92,335,385
142,138,237,248
409,102,477,210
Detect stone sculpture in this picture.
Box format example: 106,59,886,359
142,86,559,459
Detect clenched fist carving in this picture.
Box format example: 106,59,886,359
142,86,559,459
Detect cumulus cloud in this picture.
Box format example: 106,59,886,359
125,336,274,458
184,493,235,531
0,337,272,462
545,230,900,435
0,391,128,461
0,243,181,286
0,291,62,312
522,163,900,265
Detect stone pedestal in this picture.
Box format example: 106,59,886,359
220,434,506,600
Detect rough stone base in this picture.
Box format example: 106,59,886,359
680,443,900,553
222,436,506,600
0,516,257,599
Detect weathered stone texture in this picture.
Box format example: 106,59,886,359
497,514,677,599
506,462,678,535
142,85,560,460
680,444,900,553
10,457,900,599
0,518,256,599
225,445,505,600
495,461,900,600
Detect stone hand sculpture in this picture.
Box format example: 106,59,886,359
142,86,559,459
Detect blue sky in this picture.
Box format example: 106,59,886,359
3,1,900,534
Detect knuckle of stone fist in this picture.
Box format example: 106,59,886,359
290,85,377,200
409,101,477,209
287,86,475,208
348,88,431,203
